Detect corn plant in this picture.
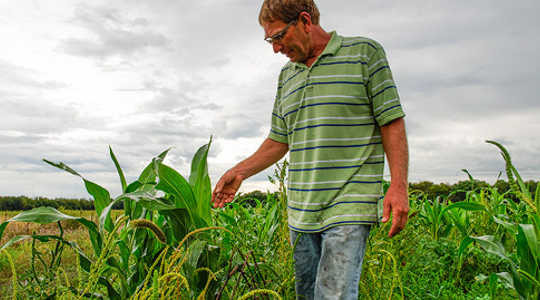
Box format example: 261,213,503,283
417,196,453,240
457,141,540,299
0,138,221,299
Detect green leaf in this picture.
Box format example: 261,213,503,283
457,236,474,260
7,206,79,223
517,269,540,287
461,169,474,181
138,148,170,185
98,277,121,300
0,207,103,256
102,191,178,226
160,209,190,243
446,201,486,212
126,181,143,193
189,137,211,187
517,224,538,271
189,137,213,225
493,215,518,235
84,179,113,232
117,240,130,270
511,164,531,199
471,235,512,263
156,163,197,224
43,158,113,232
185,240,207,273
0,222,7,245
109,146,127,193
518,224,540,261
447,209,468,237
42,159,81,177
0,235,32,251
495,272,515,290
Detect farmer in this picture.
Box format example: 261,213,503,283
212,0,409,299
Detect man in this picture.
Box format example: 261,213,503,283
212,1,409,299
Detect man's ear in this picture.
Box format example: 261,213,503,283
298,11,312,31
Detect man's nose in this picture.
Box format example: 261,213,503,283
272,42,282,54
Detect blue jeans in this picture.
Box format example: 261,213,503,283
290,225,371,300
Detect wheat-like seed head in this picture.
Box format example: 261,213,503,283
130,219,167,244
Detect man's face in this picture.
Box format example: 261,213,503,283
263,19,309,63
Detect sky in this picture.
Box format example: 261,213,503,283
1,0,539,199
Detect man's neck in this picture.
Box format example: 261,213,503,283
304,26,331,67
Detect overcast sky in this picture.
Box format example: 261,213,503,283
1,0,539,199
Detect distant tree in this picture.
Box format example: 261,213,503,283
0,196,95,211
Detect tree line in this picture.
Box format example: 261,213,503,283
409,179,538,201
0,196,123,211
231,179,539,205
0,179,537,211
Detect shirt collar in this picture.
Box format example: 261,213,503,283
320,31,342,57
290,31,342,69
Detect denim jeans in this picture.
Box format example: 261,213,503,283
290,225,371,300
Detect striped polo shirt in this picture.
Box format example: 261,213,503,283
267,32,405,233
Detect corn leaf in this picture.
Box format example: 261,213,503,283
517,224,538,274
84,180,113,232
535,182,540,214
461,169,474,181
160,209,191,243
189,136,212,225
446,201,486,212
493,215,518,235
138,148,170,185
43,159,113,232
0,222,7,245
109,146,127,192
519,224,538,260
495,272,516,290
457,236,474,260
0,207,103,256
156,163,198,226
184,239,207,274
470,235,512,264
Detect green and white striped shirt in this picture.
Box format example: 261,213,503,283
268,32,405,232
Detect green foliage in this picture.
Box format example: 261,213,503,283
0,139,537,299
0,138,221,299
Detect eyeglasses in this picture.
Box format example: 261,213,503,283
264,21,296,44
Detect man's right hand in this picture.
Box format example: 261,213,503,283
211,169,244,208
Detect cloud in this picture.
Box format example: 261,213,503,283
59,4,169,60
0,60,68,91
212,113,266,139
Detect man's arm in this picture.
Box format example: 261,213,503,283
380,117,409,237
212,138,288,208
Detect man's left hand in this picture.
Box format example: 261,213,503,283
381,184,409,237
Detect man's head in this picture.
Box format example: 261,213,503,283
259,0,322,64
258,0,320,26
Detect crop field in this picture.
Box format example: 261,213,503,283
0,140,537,299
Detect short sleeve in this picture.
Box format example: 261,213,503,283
367,45,405,126
267,77,288,144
